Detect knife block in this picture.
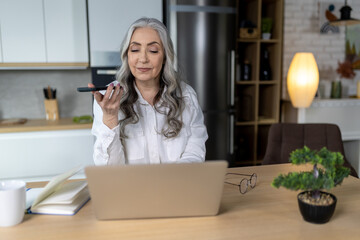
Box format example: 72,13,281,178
44,99,59,120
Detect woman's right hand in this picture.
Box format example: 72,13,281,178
88,82,123,129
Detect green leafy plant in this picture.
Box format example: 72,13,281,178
272,146,350,200
261,18,273,33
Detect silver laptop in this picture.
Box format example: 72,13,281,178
85,161,228,220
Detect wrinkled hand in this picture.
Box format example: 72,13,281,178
88,83,123,129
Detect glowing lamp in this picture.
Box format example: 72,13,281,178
287,53,319,108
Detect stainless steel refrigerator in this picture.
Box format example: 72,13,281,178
166,0,236,162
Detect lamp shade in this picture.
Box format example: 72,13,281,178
287,53,319,108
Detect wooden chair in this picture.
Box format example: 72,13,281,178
262,123,358,178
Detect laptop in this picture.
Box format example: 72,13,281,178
85,161,228,220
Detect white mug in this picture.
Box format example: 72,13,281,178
0,180,26,227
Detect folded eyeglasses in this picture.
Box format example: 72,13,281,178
224,173,257,194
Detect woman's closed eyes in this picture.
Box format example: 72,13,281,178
129,48,159,54
149,49,159,53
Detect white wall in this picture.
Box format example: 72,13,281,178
283,0,360,99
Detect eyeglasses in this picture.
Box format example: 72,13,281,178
225,173,257,194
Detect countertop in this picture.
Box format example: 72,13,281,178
0,118,92,133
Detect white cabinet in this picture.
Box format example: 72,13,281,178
0,0,88,67
44,0,88,63
0,129,95,182
0,0,46,62
88,0,163,67
0,29,2,63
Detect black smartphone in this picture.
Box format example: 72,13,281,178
77,86,110,92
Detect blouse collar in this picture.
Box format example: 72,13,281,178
134,82,167,108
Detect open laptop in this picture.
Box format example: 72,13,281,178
85,161,228,220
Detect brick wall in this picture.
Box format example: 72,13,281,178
283,0,360,98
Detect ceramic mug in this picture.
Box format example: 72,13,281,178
0,180,26,227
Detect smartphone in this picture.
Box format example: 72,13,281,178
77,86,110,92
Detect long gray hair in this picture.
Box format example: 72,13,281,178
116,17,184,138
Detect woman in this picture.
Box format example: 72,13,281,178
89,17,208,165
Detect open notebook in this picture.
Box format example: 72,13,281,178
85,161,228,220
26,166,90,215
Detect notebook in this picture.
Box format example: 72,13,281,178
26,166,90,216
85,161,228,220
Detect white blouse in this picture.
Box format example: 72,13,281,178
91,82,208,165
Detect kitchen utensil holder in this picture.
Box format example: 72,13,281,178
44,99,59,120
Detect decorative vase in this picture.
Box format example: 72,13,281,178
330,81,342,99
297,191,337,224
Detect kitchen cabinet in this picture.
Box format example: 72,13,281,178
0,0,46,63
88,0,163,67
234,0,283,166
0,31,2,62
44,0,88,64
0,0,88,68
0,129,94,182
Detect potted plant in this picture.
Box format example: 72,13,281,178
336,59,356,80
331,59,356,98
261,18,273,39
272,146,350,224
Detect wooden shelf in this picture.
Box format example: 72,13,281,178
236,80,279,85
257,118,277,124
260,39,280,43
258,80,279,85
233,0,283,167
236,80,257,85
237,38,280,43
235,121,256,126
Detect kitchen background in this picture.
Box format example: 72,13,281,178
1,0,360,180
1,0,359,120
0,70,91,119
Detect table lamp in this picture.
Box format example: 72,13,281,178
287,52,319,108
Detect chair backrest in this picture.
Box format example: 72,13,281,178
262,123,358,177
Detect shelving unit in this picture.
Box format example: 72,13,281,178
233,0,283,166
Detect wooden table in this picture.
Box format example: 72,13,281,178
1,164,360,240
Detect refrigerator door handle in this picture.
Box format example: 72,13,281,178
230,50,235,106
230,114,234,154
229,50,235,155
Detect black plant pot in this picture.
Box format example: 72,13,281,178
297,191,337,224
